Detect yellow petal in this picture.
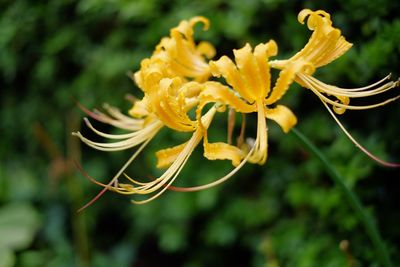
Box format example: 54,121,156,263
210,56,253,102
200,81,255,113
292,9,352,68
267,60,315,105
314,36,352,68
203,142,245,167
248,100,268,165
203,133,245,167
234,43,264,100
147,77,198,132
269,9,352,75
265,105,297,133
197,41,216,59
156,142,187,169
298,9,331,30
155,16,214,81
128,97,150,118
254,41,278,97
175,16,210,36
211,41,277,103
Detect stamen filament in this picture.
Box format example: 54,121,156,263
83,117,146,140
310,86,400,110
321,100,400,167
103,103,145,124
300,75,400,110
77,135,155,212
72,121,163,151
157,145,255,192
299,73,398,97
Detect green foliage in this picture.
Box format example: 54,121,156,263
1,0,400,266
0,203,41,267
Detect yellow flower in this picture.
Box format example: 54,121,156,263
75,11,400,207
130,16,216,132
200,40,297,166
270,9,399,115
134,16,215,88
268,9,400,166
154,16,216,82
74,17,222,205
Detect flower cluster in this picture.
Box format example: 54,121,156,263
74,9,399,206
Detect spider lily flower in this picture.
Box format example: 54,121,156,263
130,16,217,131
75,11,399,208
199,40,298,166
269,9,399,115
269,9,400,166
154,16,216,82
75,40,298,206
134,16,215,87
74,17,223,206
75,15,215,155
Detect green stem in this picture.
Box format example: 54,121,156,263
290,127,393,267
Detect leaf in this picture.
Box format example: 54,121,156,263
0,203,41,250
0,248,15,267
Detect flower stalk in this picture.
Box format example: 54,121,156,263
290,127,393,267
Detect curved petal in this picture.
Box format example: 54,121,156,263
248,100,268,165
265,105,298,133
153,16,214,81
197,41,216,59
128,97,150,118
199,81,255,113
146,77,201,132
266,59,315,104
203,133,245,167
293,9,353,68
210,41,277,102
210,56,252,102
156,142,187,169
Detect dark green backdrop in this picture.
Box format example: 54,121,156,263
1,0,400,266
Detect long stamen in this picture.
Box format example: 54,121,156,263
113,106,218,199
122,173,150,186
227,108,235,144
157,145,256,192
83,117,145,140
76,101,144,131
121,129,204,196
103,103,145,125
310,86,400,110
299,74,400,110
74,161,111,188
321,100,400,167
85,105,144,131
76,136,155,212
131,144,193,204
72,121,163,151
95,112,144,131
299,73,398,97
76,101,108,122
237,113,246,147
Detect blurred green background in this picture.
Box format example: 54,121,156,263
1,0,400,266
